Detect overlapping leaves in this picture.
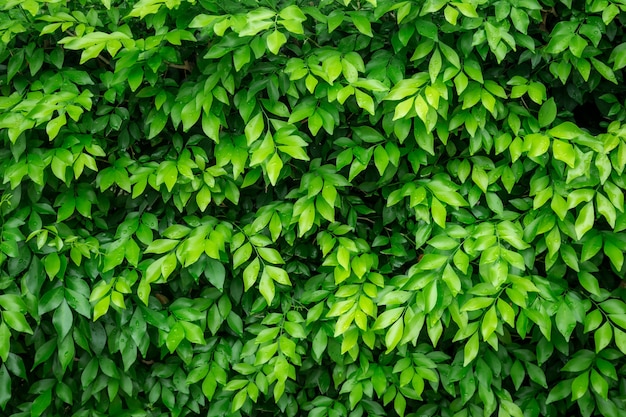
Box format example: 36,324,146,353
1,0,626,416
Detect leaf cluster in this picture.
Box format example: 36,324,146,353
1,0,626,416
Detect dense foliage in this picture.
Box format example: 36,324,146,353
2,0,626,416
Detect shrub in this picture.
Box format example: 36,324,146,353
1,0,626,416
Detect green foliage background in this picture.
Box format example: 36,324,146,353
1,0,626,416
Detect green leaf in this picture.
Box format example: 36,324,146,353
128,66,144,92
355,89,375,115
202,373,217,399
93,297,110,321
226,311,243,336
265,153,283,186
455,2,479,17
546,379,572,404
614,327,626,355
428,49,442,83
251,132,275,166
31,388,52,417
3,311,32,334
595,358,617,381
46,113,67,140
421,0,447,14
571,370,589,401
594,322,612,353
267,30,287,54
526,362,547,388
266,265,291,285
562,350,595,372
233,45,251,71
205,258,226,291
481,305,498,340
526,133,550,158
52,300,73,339
233,243,253,270
182,100,201,131
350,13,372,36
231,388,248,412
555,302,576,340
327,10,344,32
463,332,479,366
549,122,583,139
259,269,275,305
596,193,616,229
497,298,515,327
575,201,595,240
372,307,404,330
538,98,557,127
472,166,489,193
156,161,178,192
461,297,493,312
604,181,624,213
590,368,609,399
609,42,626,70
431,197,446,227
546,33,574,54
481,89,496,115
280,5,306,22
500,399,524,417
44,252,61,278
145,239,179,254
202,111,220,142
0,328,13,364
510,7,529,33
385,318,403,353
510,360,525,390
439,43,460,68
298,200,315,237
552,139,576,168
591,57,618,84
579,271,602,296
311,329,328,361
569,35,588,58
166,322,185,353
245,113,265,145
258,248,284,264
7,51,24,83
352,126,384,143
584,309,603,334
243,257,261,291
373,146,389,175
181,321,206,344
0,365,11,410
602,4,620,24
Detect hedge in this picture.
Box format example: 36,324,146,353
1,0,626,416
